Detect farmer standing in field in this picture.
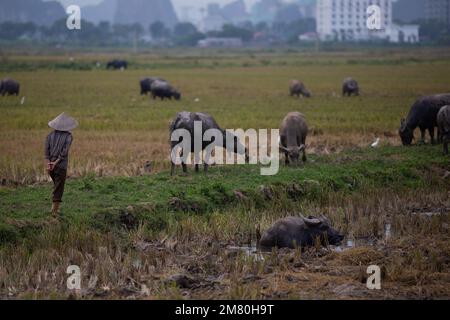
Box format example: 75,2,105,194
45,113,78,216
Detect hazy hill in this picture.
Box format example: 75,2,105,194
0,0,65,25
114,0,178,28
83,0,117,24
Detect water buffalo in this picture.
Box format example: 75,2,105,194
169,111,248,175
151,80,180,100
140,77,166,95
279,112,308,165
289,80,311,98
259,215,344,249
342,77,359,96
106,59,128,70
399,94,450,145
437,105,450,155
0,78,20,96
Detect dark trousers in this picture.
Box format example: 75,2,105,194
49,167,67,202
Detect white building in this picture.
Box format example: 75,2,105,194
198,37,243,48
316,0,419,43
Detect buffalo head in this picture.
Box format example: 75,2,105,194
279,144,305,164
399,118,413,145
302,215,344,246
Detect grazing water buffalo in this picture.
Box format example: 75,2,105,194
169,111,248,175
279,112,308,165
342,77,359,96
151,80,181,100
0,78,20,96
289,80,311,98
399,94,450,145
259,215,344,249
140,77,166,95
106,59,128,70
437,105,450,155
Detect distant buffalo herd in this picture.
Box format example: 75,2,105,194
2,58,450,250
1,59,450,160
0,59,450,158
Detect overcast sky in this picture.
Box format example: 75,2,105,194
53,0,262,22
56,0,259,11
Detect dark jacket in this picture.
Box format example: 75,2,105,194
45,131,73,170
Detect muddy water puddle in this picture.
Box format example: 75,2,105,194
226,245,265,261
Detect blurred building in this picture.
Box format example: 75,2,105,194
316,0,419,43
425,0,450,28
198,37,243,47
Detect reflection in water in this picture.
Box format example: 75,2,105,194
226,246,265,261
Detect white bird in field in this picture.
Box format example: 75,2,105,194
371,138,380,148
194,98,200,102
20,96,25,105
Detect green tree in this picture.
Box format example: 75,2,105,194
150,21,171,39
173,22,205,46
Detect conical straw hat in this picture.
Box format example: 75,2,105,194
48,113,78,131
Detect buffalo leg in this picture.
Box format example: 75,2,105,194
428,127,435,145
285,152,289,165
171,161,175,176
419,128,426,144
194,152,201,172
302,150,307,163
204,163,209,173
444,136,449,155
180,150,187,173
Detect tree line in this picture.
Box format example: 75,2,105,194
0,18,316,47
0,18,448,47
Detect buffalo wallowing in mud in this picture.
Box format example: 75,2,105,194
259,215,344,249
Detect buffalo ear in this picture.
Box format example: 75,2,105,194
279,145,288,153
